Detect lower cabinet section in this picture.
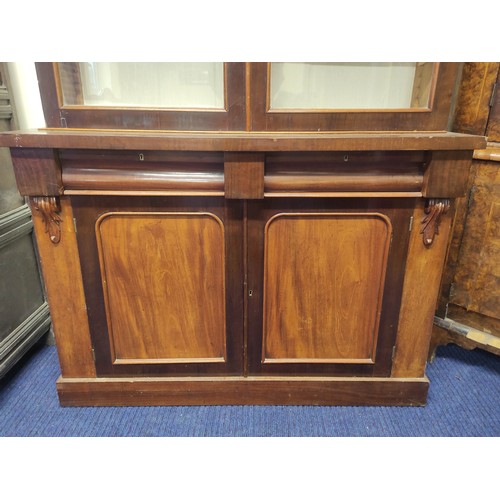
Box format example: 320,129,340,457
11,144,469,407
65,195,420,404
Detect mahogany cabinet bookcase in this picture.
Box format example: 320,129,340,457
0,62,486,405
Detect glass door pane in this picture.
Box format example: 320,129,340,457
270,62,435,110
59,62,225,109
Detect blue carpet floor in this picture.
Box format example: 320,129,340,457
0,342,499,437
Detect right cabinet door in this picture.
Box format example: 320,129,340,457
247,198,414,377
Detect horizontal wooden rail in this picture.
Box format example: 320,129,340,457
0,129,487,151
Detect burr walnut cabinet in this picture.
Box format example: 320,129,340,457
0,62,486,405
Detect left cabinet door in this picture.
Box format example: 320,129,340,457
71,195,244,376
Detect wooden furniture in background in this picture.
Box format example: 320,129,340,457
0,62,486,405
431,63,500,357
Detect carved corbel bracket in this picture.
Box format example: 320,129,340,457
31,196,62,244
420,199,450,247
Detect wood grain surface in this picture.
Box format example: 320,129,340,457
263,213,391,364
56,375,429,406
452,62,499,136
265,166,423,193
63,163,224,192
30,196,96,377
392,200,452,377
486,68,500,142
224,152,265,199
0,130,486,152
10,148,63,196
433,65,500,354
246,198,413,377
96,211,226,364
450,161,500,319
422,150,473,198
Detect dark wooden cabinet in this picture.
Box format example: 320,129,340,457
0,62,487,405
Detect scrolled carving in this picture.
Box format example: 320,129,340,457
420,199,450,247
31,196,62,244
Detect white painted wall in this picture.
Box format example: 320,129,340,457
7,62,46,129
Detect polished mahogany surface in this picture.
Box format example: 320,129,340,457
0,63,488,406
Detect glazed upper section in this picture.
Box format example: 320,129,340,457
36,62,458,132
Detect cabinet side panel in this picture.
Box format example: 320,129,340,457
30,196,96,377
392,201,452,377
96,212,226,363
263,213,391,363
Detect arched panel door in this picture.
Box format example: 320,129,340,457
72,194,244,377
247,197,414,377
